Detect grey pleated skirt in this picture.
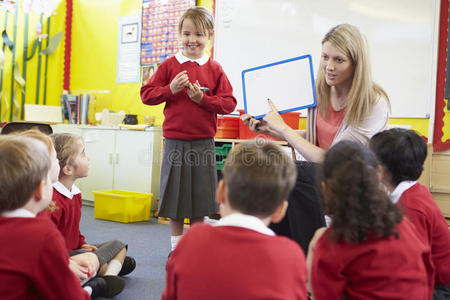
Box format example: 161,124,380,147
158,138,218,219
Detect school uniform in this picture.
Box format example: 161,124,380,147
140,52,237,219
391,181,450,295
271,98,390,254
310,219,434,300
163,213,308,300
0,209,89,300
38,182,126,266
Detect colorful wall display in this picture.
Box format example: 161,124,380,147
140,0,194,66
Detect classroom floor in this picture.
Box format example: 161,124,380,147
80,205,169,300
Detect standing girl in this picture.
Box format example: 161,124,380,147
140,7,237,251
308,141,434,299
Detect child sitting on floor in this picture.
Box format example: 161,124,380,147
308,140,434,299
163,139,308,300
370,128,450,299
0,135,93,299
38,133,136,292
16,128,124,298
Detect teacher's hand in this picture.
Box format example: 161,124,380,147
263,99,287,134
240,113,271,134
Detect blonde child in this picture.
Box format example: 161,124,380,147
140,6,237,251
308,141,434,299
163,140,308,299
38,133,135,293
0,135,91,299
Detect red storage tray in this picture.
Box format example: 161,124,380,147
215,116,240,139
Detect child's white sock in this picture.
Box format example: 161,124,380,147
104,259,122,276
171,235,182,251
83,286,92,295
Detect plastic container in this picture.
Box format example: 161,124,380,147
216,158,226,170
92,190,153,223
238,109,301,140
215,144,232,156
215,116,239,139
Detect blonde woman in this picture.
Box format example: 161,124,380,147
242,24,390,253
242,24,390,162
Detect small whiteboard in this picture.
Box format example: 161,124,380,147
241,55,317,119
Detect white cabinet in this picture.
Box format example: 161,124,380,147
52,125,162,211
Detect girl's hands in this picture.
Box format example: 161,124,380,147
81,244,98,251
170,71,189,95
186,80,204,104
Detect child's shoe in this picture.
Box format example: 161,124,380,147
118,256,136,276
83,277,106,299
101,275,126,298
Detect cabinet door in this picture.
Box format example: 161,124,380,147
113,130,154,194
78,129,116,201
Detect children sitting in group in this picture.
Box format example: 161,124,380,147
38,133,136,297
0,135,94,299
163,139,308,300
14,128,128,297
308,141,434,299
370,128,450,299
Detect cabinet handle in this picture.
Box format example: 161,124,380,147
109,153,113,164
116,153,119,164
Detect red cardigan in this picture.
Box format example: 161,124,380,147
140,56,237,140
0,217,89,300
311,219,434,300
39,188,86,251
163,223,308,300
398,182,450,285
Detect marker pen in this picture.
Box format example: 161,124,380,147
184,85,210,92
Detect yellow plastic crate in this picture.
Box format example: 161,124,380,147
92,190,153,223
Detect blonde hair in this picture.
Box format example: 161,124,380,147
51,133,82,174
178,6,215,37
15,129,58,211
0,136,50,213
223,140,297,218
316,24,390,126
14,129,53,154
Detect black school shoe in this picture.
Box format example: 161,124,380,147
84,277,106,299
118,256,136,277
101,275,126,298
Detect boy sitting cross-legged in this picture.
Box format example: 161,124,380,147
163,139,308,300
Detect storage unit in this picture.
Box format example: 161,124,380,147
92,190,153,223
52,124,162,212
215,115,240,139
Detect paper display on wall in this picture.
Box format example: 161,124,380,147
117,15,141,83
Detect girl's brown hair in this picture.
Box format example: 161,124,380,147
316,24,390,126
320,140,402,243
178,7,215,37
51,133,81,174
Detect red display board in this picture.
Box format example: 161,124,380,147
434,0,450,152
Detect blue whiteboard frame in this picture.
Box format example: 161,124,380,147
241,54,317,119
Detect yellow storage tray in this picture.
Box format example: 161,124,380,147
92,190,153,223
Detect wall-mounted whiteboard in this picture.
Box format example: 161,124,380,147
214,0,439,118
242,55,316,118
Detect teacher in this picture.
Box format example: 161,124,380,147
241,24,390,253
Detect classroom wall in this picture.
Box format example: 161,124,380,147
0,2,65,122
